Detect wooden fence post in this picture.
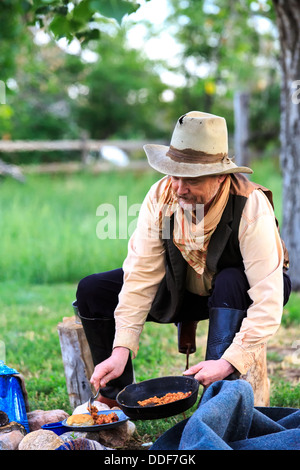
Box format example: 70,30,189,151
57,316,95,410
80,131,89,165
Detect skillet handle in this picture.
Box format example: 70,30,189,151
183,374,196,380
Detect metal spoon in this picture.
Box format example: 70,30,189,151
87,388,101,412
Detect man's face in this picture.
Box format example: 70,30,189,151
170,174,226,210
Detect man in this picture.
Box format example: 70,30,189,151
76,111,291,406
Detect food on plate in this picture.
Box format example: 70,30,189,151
88,405,119,425
66,406,120,427
66,414,94,426
137,391,192,407
94,412,119,425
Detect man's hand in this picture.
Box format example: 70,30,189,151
90,346,130,391
183,358,235,387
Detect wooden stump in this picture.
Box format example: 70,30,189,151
241,344,270,406
57,316,95,409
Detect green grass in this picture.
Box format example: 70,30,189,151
250,156,283,224
0,157,284,284
0,158,299,444
0,169,160,284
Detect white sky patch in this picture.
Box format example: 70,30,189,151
125,0,182,62
57,37,81,55
33,28,51,45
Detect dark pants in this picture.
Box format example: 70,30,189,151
76,267,291,398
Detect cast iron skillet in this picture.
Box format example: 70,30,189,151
116,375,199,420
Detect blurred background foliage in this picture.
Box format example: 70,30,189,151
0,0,280,163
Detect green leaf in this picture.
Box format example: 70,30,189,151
78,28,101,45
68,18,86,33
53,5,69,16
39,0,61,4
32,0,60,5
0,105,14,119
72,0,94,22
49,15,71,39
21,0,33,13
89,0,140,24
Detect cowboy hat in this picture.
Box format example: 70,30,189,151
144,111,253,177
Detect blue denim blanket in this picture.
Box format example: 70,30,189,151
151,380,300,450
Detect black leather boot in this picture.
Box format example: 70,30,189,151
205,307,246,379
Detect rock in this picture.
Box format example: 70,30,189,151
0,411,9,427
97,420,136,448
27,409,69,431
0,421,27,436
0,420,27,449
0,430,25,450
0,440,10,450
18,429,64,450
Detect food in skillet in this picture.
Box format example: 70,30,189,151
137,390,192,407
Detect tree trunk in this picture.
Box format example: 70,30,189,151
272,0,300,290
234,91,250,168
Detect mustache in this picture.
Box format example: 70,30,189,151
176,194,195,201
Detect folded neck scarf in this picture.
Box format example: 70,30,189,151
157,176,231,275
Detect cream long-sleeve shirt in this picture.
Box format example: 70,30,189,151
113,176,284,375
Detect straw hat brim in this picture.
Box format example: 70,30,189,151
144,144,253,177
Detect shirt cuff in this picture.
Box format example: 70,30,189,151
113,328,141,359
221,342,266,375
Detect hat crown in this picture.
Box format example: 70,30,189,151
170,111,228,156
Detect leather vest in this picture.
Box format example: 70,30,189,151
148,174,287,323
